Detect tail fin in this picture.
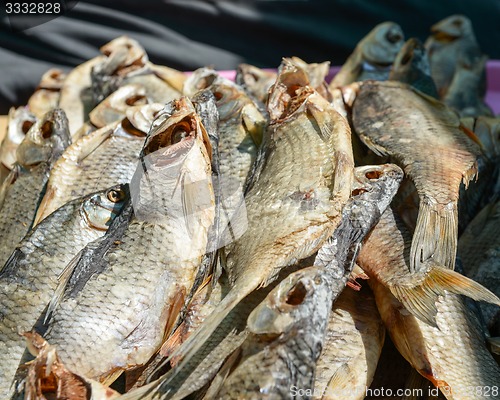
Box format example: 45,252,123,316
410,197,457,273
392,260,500,327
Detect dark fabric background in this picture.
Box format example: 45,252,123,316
0,0,499,113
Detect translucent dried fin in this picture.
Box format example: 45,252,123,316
0,164,19,209
203,348,241,400
391,260,500,327
44,248,84,324
410,198,458,273
402,369,436,400
324,363,354,399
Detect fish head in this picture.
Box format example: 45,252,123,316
392,38,432,78
235,63,277,100
89,84,148,128
38,68,66,90
430,15,473,41
267,59,315,122
361,22,404,66
15,108,71,168
81,184,130,230
124,103,164,135
209,82,248,120
183,67,221,97
0,107,37,169
247,267,332,337
473,116,500,159
99,36,148,76
351,163,404,217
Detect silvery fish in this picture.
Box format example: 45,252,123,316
43,97,215,384
0,184,129,399
329,22,404,88
0,109,71,269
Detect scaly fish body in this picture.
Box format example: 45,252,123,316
330,22,404,88
389,38,438,98
352,80,480,272
459,200,500,335
0,107,37,184
0,185,129,399
313,285,385,400
0,109,71,269
27,68,66,119
33,105,158,224
44,98,215,382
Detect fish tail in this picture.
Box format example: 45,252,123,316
392,260,500,327
410,197,457,273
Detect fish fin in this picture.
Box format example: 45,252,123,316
44,248,85,324
410,197,457,273
149,283,251,391
100,368,124,387
33,184,57,226
241,103,265,147
357,134,389,157
162,288,187,347
326,363,355,394
459,123,484,149
203,348,241,400
487,337,500,355
0,164,19,209
391,260,500,326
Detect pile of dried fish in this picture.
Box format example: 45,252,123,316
0,14,499,400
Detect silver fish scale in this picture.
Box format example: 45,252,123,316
0,166,48,269
0,199,106,399
57,135,141,203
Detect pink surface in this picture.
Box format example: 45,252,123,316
214,61,500,115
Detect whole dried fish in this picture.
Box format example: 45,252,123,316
0,184,129,399
236,63,277,104
0,109,71,269
43,97,214,383
330,22,404,88
351,80,480,272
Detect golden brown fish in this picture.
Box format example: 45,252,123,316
351,80,480,272
235,63,277,104
27,68,66,119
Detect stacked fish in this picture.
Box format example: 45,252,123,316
0,14,499,400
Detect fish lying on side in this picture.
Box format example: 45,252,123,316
0,184,129,399
351,80,480,272
424,14,486,99
27,68,66,119
33,103,162,225
389,37,439,98
42,97,215,384
459,199,500,336
0,107,37,185
0,109,71,269
329,22,404,88
120,162,402,400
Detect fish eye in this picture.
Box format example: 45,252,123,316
386,31,402,44
452,19,463,28
352,188,368,196
41,120,54,139
285,281,308,305
125,94,147,106
21,120,34,134
365,169,382,180
107,189,125,203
